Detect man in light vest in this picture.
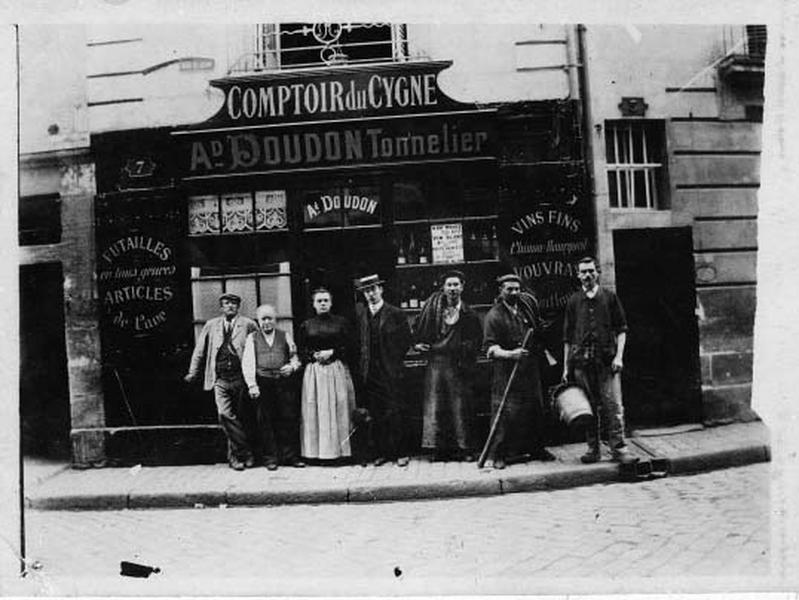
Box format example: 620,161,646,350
242,304,305,470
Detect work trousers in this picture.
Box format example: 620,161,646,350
364,372,405,460
572,362,626,454
421,354,473,452
214,376,253,463
487,356,546,461
253,375,301,465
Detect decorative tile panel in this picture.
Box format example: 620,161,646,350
221,192,254,233
255,190,288,231
188,195,220,235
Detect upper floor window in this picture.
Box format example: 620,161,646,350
234,23,408,73
19,194,61,246
744,25,767,58
605,120,667,210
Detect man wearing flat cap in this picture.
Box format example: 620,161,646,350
354,274,413,467
413,270,483,461
482,274,555,469
185,293,258,470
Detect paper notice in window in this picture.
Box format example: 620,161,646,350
431,223,464,264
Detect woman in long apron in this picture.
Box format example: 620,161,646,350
297,288,356,460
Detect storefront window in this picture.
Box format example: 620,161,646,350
190,264,294,339
389,165,501,311
254,190,288,231
189,191,288,236
187,195,220,235
221,193,254,233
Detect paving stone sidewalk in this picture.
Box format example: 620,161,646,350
24,421,770,511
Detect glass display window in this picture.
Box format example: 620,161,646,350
221,192,254,233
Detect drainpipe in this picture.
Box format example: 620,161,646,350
573,24,603,276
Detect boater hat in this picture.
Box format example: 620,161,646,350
219,293,242,305
496,273,522,285
355,274,385,290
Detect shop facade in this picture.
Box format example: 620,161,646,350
89,60,592,463
18,24,764,466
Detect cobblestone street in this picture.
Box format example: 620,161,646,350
17,464,771,595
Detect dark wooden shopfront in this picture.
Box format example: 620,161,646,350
92,61,593,463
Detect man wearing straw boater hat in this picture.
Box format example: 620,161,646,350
354,274,413,467
481,274,556,469
185,293,258,470
413,269,483,462
562,256,635,465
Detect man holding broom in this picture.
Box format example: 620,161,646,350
481,274,556,469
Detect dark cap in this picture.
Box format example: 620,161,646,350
355,274,385,290
496,273,522,285
442,269,466,283
219,293,242,305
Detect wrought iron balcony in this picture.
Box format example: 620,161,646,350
228,23,412,75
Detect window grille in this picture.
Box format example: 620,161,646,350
605,120,666,209
234,23,408,73
745,25,767,58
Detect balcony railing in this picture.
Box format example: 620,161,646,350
229,23,411,75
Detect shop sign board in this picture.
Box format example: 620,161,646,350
96,194,187,344
177,114,495,180
302,186,381,228
200,61,473,127
503,163,593,320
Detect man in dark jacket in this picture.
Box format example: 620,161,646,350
355,274,413,467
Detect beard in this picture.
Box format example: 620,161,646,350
504,294,519,305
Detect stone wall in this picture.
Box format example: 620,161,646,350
20,151,107,465
669,120,761,423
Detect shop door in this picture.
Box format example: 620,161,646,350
19,263,71,458
295,228,396,323
613,227,702,426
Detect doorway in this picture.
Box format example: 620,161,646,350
19,263,71,458
613,227,702,426
294,228,396,323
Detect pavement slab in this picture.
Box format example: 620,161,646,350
22,421,770,510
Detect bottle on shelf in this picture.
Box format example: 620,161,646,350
468,230,478,262
408,284,420,309
418,233,429,264
399,283,409,308
490,224,499,259
480,226,491,260
407,231,418,264
396,235,406,265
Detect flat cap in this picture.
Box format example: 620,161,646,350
496,273,522,285
219,293,242,304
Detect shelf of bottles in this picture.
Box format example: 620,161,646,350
391,216,501,313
